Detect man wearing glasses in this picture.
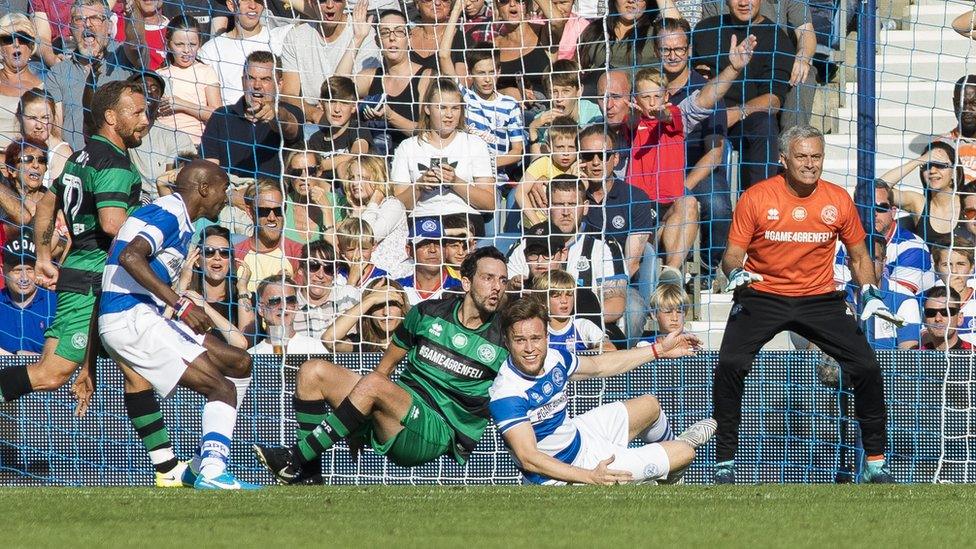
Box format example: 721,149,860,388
294,239,351,340
233,180,304,294
919,286,971,351
248,275,328,354
43,0,138,151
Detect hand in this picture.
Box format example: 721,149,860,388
155,97,176,117
181,303,215,335
245,100,274,124
587,455,633,485
727,33,757,72
236,259,252,294
362,104,388,121
350,0,371,44
789,56,811,86
308,184,329,206
178,246,199,292
419,167,442,187
71,372,94,417
724,267,763,293
860,284,906,327
654,331,702,359
527,181,548,209
35,258,59,289
435,163,457,185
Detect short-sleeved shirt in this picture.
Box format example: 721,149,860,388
196,26,291,105
391,295,509,462
395,271,463,306
460,86,525,157
307,124,372,179
548,317,604,352
727,175,865,297
50,135,142,294
199,97,305,180
154,62,221,143
44,47,135,151
584,178,656,251
279,22,382,104
100,194,194,315
0,288,56,354
233,237,305,294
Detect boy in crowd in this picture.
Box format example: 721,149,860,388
527,59,602,155
308,76,371,181
396,217,463,306
335,217,389,289
516,120,579,228
531,269,614,352
640,284,690,346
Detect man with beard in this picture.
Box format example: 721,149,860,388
253,246,510,485
937,75,976,183
43,0,138,151
0,231,56,355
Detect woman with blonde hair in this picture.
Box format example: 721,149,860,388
283,149,340,244
0,14,43,147
321,276,409,353
390,77,495,235
339,155,409,278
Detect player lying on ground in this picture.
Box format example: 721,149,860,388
99,160,258,490
253,247,510,484
489,296,714,484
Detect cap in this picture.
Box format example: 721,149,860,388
128,71,166,94
3,230,37,268
409,216,444,245
522,222,568,257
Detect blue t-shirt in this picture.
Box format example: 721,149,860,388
0,288,56,354
583,179,656,251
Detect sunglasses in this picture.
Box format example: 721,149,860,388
256,206,283,218
265,294,298,308
579,151,608,162
18,154,48,165
0,33,33,46
202,246,231,259
924,307,959,318
287,166,319,177
922,160,953,170
305,259,335,275
874,203,892,214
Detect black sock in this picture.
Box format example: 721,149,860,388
293,397,327,475
124,390,178,474
295,398,367,464
0,367,33,402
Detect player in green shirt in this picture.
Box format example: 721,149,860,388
254,246,510,484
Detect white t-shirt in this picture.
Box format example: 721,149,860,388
359,197,411,279
390,132,494,218
548,317,605,351
197,25,292,105
248,332,327,354
280,23,382,104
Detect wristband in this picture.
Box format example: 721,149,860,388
175,296,195,321
651,343,660,360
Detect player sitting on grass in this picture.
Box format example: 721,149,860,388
98,160,258,490
253,246,509,484
489,296,715,484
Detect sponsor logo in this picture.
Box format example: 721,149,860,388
821,205,838,224
477,343,497,363
767,208,780,221
763,231,832,243
644,462,664,479
452,333,468,348
792,206,807,221
612,215,626,230
529,391,543,404
71,332,88,350
421,219,438,233
418,344,488,379
429,322,443,337
576,256,591,272
542,381,554,396
526,392,568,422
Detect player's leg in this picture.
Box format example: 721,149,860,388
622,395,676,443
793,294,893,483
199,332,253,410
118,362,184,486
713,289,791,483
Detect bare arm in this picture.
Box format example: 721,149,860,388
624,233,650,279
281,71,321,121
573,330,700,379
501,423,633,484
727,93,781,126
119,237,183,309
437,0,463,79
952,10,976,39
790,22,816,86
655,0,682,20
0,185,30,226
685,134,725,191
877,156,927,215
335,1,372,78
97,206,128,237
33,189,58,264
696,34,756,112
447,175,497,211
374,343,408,378
847,241,878,288
122,8,151,69
497,140,524,168
721,241,748,278
32,12,62,67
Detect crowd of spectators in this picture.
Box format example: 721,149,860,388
0,0,970,355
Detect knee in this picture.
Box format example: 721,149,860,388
231,349,252,378
201,373,236,404
639,394,662,419
296,359,335,392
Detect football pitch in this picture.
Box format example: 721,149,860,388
2,485,975,548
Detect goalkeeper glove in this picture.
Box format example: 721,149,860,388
859,284,905,327
724,268,763,293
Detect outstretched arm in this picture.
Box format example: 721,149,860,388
695,34,757,112
437,0,463,79
501,423,634,484
571,331,701,379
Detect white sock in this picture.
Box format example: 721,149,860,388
228,376,251,411
199,400,237,479
641,409,675,443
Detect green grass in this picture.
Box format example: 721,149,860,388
1,485,974,548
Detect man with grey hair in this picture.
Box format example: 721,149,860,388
43,0,138,150
713,125,900,484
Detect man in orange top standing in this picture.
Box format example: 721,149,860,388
714,125,902,484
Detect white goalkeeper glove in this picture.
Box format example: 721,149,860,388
860,284,905,327
724,267,763,293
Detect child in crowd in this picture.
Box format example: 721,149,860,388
516,120,579,227
442,214,476,280
527,59,602,155
335,217,389,289
639,284,690,346
532,269,615,352
308,76,371,181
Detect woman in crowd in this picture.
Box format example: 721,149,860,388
283,149,340,244
492,0,551,101
321,277,409,353
179,224,255,332
338,155,409,279
293,239,349,340
0,138,69,260
0,15,43,148
336,7,434,155
154,15,222,145
577,0,679,84
391,77,495,234
17,90,70,185
879,142,966,248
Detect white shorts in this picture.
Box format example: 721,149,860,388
99,304,207,398
544,401,671,485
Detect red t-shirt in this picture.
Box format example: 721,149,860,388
627,105,686,204
728,175,866,297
